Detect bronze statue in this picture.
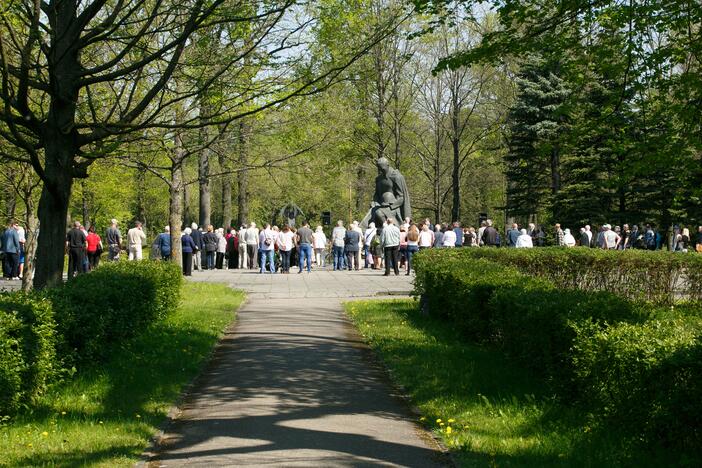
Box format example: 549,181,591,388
361,158,411,229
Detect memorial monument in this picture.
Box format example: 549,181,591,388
275,202,305,227
361,157,411,229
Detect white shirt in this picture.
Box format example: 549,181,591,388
418,230,434,247
442,230,457,247
353,226,363,248
260,228,276,251
312,231,327,249
332,226,346,247
238,229,247,244
216,234,227,253
363,228,376,246
516,234,533,248
564,233,576,247
127,227,146,247
245,227,259,244
603,230,620,249
277,231,296,251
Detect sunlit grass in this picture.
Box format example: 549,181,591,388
345,300,673,467
0,282,243,467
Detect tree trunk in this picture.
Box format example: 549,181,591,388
21,204,38,292
34,157,74,289
182,164,192,226
135,165,147,224
198,99,212,227
550,146,561,194
169,161,184,269
81,180,90,227
237,119,249,227
451,137,461,223
219,153,232,229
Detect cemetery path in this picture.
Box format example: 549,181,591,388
145,269,448,467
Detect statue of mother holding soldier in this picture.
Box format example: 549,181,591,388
361,157,411,229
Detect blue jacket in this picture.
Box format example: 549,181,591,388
157,232,171,255
181,234,196,253
453,227,463,246
190,229,203,250
1,228,20,254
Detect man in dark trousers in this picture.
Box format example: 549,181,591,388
344,224,361,271
66,221,87,278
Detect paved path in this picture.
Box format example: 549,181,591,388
147,268,448,467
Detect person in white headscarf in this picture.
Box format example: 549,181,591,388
515,229,533,248
563,228,577,247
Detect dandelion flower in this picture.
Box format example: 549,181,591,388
436,419,442,424
446,427,452,434
419,417,426,422
41,432,49,437
439,422,445,426
98,421,103,424
61,411,66,416
448,418,455,423
136,414,141,419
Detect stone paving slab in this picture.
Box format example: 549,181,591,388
146,269,448,467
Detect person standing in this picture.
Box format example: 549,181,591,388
277,225,296,273
442,225,456,247
190,223,204,271
418,223,434,250
452,222,463,247
352,221,364,269
433,224,444,248
181,228,196,276
202,225,218,270
216,228,227,269
516,229,533,248
259,223,277,273
332,220,346,271
227,229,239,269
296,221,314,273
86,225,102,270
344,224,361,271
1,221,20,280
237,226,248,269
245,222,259,269
157,226,172,261
66,221,87,278
363,222,376,268
405,224,419,275
506,223,520,247
313,225,327,268
563,228,577,247
106,219,122,261
554,223,565,246
380,218,401,276
481,220,499,247
127,222,147,260
602,225,621,250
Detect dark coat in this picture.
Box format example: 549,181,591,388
190,229,204,250
203,232,218,252
181,234,196,253
344,230,360,252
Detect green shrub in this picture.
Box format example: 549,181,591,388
422,247,702,305
571,318,702,450
52,260,182,365
0,293,58,415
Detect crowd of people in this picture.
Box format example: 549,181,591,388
3,216,702,282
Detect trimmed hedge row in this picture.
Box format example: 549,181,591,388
0,260,182,416
412,248,702,450
427,247,702,304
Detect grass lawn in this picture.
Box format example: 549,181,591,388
0,282,243,467
345,299,670,468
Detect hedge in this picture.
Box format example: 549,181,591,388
0,293,58,416
51,260,183,364
412,248,702,451
422,247,702,305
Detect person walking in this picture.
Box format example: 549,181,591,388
86,225,102,270
216,228,227,269
181,228,197,276
332,220,346,271
127,222,147,261
190,223,204,270
202,225,218,270
106,219,122,261
277,225,296,273
380,218,401,276
66,221,87,278
245,222,259,269
405,224,419,275
344,224,361,271
296,221,314,273
1,221,20,280
157,226,172,261
313,225,327,267
259,224,277,273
